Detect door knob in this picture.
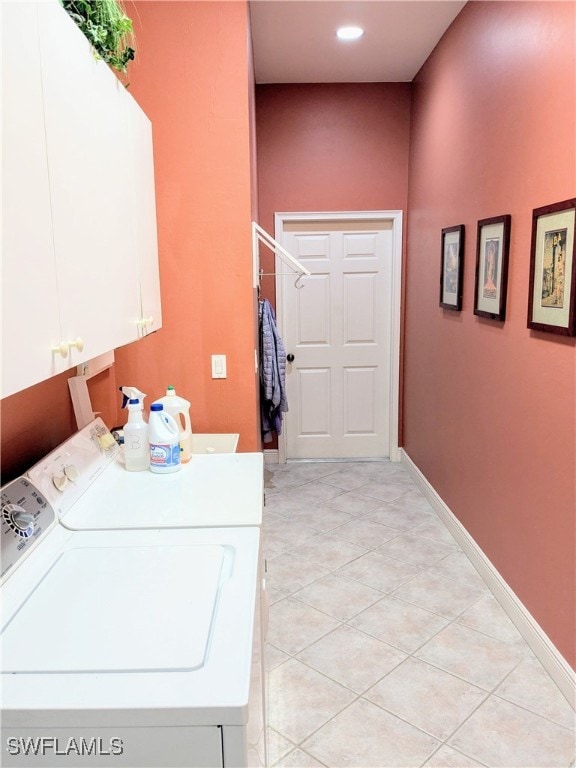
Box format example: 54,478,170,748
286,354,295,363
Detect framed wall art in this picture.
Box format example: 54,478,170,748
440,225,465,310
527,198,576,336
474,214,511,321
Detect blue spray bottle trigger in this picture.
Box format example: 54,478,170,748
119,386,147,410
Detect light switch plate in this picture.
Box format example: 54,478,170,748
211,354,227,379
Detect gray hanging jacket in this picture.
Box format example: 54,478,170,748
259,299,288,442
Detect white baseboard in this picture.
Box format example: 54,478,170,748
401,449,575,708
263,449,279,464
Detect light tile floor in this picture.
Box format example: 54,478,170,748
263,460,576,768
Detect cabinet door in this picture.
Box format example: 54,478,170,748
127,97,162,338
1,2,67,398
37,2,141,365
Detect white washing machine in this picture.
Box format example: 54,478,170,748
0,419,267,767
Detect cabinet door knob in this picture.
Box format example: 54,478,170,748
52,341,69,358
286,353,295,363
69,337,84,353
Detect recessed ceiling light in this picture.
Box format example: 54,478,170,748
336,26,364,41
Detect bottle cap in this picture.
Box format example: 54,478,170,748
151,403,163,411
129,398,140,405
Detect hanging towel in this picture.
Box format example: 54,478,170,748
259,299,288,443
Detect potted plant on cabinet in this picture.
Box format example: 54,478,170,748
61,0,135,77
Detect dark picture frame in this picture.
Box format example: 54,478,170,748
440,225,465,311
474,215,511,321
527,198,576,336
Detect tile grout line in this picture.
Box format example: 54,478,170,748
267,594,525,759
264,465,576,768
267,549,531,666
268,620,520,768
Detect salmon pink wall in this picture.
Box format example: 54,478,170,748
248,15,262,436
256,83,411,300
404,1,575,666
1,1,258,480
255,83,411,448
113,1,259,451
1,373,80,481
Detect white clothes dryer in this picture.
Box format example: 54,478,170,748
28,418,264,531
0,420,267,768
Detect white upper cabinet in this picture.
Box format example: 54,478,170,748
1,2,65,397
126,96,163,339
1,1,161,399
38,1,142,359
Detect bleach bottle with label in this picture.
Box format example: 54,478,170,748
149,404,181,473
120,387,149,472
152,386,193,463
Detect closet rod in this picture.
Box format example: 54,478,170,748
252,221,311,288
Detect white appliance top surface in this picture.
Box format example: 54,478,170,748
61,453,264,530
1,526,260,727
2,544,224,673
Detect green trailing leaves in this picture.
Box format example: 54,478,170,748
61,0,135,75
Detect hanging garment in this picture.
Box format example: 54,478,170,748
259,299,288,443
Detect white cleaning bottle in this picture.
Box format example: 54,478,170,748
120,387,148,472
152,386,193,463
149,404,181,473
123,398,149,472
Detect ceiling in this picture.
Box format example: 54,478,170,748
250,1,467,84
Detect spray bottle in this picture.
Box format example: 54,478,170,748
119,386,149,472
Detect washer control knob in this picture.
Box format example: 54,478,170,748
64,464,79,482
52,474,68,492
3,504,35,537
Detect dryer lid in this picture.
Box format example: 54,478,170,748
0,544,226,673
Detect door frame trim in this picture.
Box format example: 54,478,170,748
274,210,403,464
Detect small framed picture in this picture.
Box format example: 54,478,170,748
474,215,511,321
528,198,576,336
440,225,465,310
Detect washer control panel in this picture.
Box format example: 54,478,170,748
27,418,119,517
1,477,56,580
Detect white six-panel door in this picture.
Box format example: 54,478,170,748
276,214,401,460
